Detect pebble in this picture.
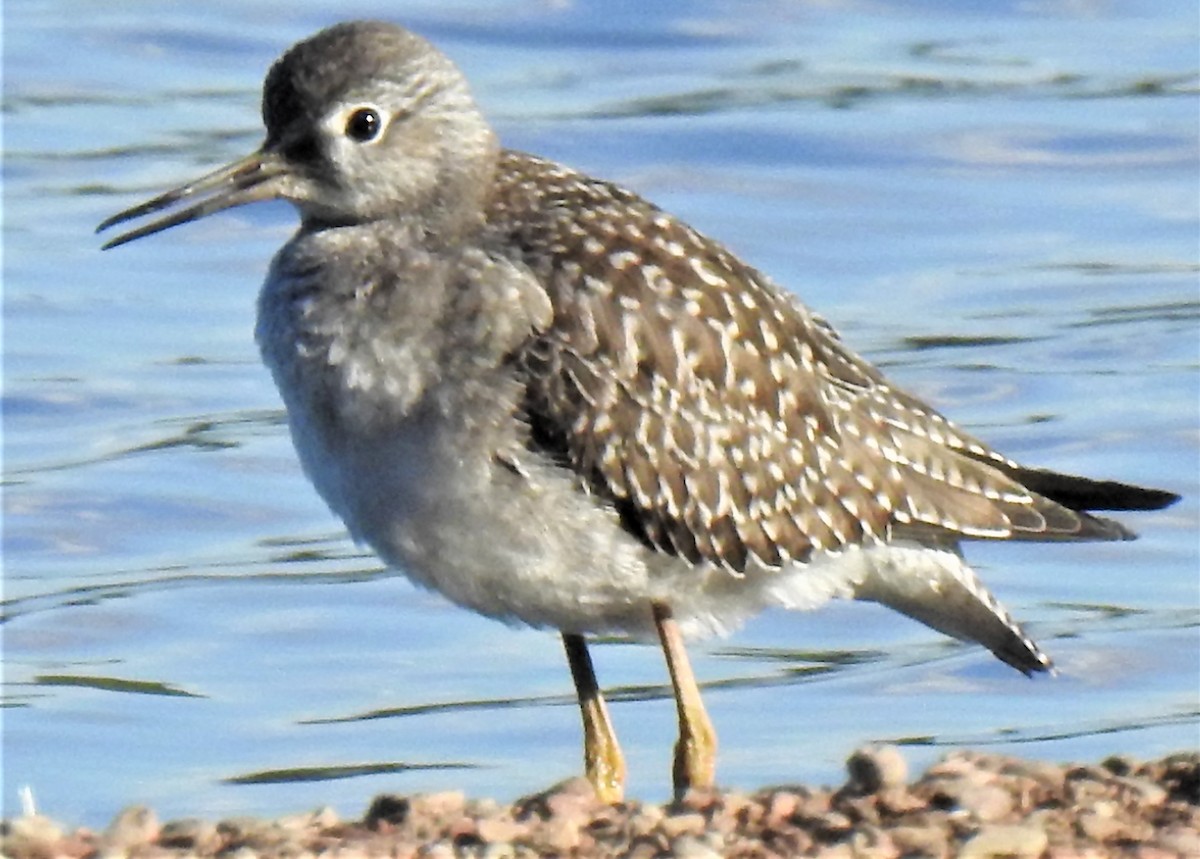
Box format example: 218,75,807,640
0,814,64,857
1,750,1195,858
364,794,410,828
158,818,221,853
1115,775,1169,805
627,804,664,836
848,824,896,859
476,816,521,843
1155,826,1200,855
104,806,160,851
659,811,706,839
959,824,1048,859
1076,809,1123,842
763,790,798,825
480,842,517,859
623,836,662,859
888,823,947,856
953,783,1015,822
670,833,724,859
846,745,908,793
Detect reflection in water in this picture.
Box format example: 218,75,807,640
32,674,204,698
890,708,1200,750
225,761,477,786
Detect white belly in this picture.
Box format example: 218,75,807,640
281,396,892,640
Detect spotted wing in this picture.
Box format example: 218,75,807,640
488,152,1140,572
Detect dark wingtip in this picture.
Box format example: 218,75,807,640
1135,488,1182,511
1002,467,1180,513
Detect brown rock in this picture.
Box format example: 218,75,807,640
763,789,798,826
1075,809,1123,842
476,815,521,843
364,794,410,829
1154,826,1200,856
959,824,1048,859
671,833,725,859
410,790,467,821
1114,775,1169,806
954,784,1014,823
846,746,908,794
158,818,221,852
104,805,160,851
0,815,66,859
889,823,949,858
849,824,899,859
659,811,706,839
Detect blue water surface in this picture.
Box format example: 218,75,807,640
4,0,1198,829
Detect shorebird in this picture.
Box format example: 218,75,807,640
98,21,1178,802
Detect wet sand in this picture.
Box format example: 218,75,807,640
4,748,1197,858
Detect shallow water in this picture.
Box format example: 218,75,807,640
4,0,1198,828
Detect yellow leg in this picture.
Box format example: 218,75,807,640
652,602,717,796
562,633,626,803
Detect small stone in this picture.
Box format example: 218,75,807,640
1154,827,1200,856
671,834,724,859
418,841,455,859
624,836,663,859
529,815,583,853
104,805,159,850
276,805,339,833
889,823,948,856
959,824,1048,859
224,848,262,859
365,794,410,828
481,841,517,859
514,777,597,823
660,811,706,839
815,810,854,839
411,790,467,821
1101,754,1135,776
470,798,503,818
849,825,899,859
628,805,664,836
217,815,279,845
1,814,65,857
159,818,220,852
875,786,925,816
674,786,722,816
847,745,908,794
710,791,749,835
1088,799,1118,819
1076,810,1123,842
955,784,1014,823
764,790,799,825
477,816,521,843
1114,776,1168,806
927,752,978,779
309,805,340,829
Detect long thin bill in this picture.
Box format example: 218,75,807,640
97,149,288,250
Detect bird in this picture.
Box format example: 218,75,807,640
97,20,1179,803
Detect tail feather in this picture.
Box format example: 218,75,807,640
854,544,1053,676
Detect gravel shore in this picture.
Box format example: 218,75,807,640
5,749,1197,858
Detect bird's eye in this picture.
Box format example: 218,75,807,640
345,107,383,143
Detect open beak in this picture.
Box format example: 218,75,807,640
97,148,290,250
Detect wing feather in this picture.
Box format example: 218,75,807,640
486,151,1156,571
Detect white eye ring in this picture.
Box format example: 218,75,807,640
345,106,384,143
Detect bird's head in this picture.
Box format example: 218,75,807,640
99,21,497,248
